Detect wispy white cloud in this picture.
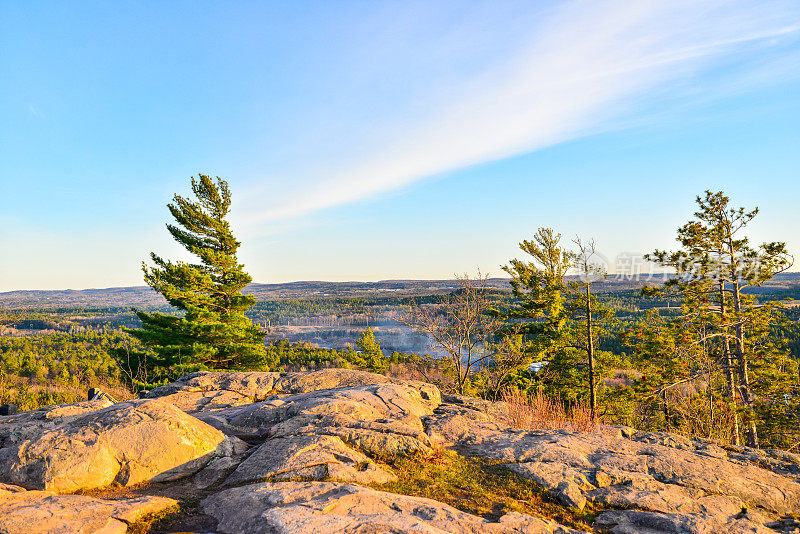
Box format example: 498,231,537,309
237,0,800,230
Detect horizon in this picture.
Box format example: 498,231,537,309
2,1,799,291
5,271,800,294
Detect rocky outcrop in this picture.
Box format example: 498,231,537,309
192,380,440,455
426,397,800,533
145,368,440,413
0,398,114,450
202,481,583,534
2,368,800,533
0,398,226,492
223,434,396,486
0,484,176,534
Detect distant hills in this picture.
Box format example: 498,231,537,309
2,273,799,309
0,280,487,309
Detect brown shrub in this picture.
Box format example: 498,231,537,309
501,388,600,433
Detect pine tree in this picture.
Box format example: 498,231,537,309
502,228,611,415
648,190,794,447
128,174,266,373
356,327,385,372
648,214,744,443
502,227,573,360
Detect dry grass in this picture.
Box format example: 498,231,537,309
373,449,597,531
501,389,601,433
0,377,134,412
77,481,218,534
632,390,739,444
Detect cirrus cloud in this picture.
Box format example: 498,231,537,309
236,0,800,230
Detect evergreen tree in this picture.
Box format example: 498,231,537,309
356,327,385,372
647,216,744,443
502,228,612,415
648,190,794,447
127,174,266,373
502,227,573,362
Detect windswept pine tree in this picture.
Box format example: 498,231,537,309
127,174,265,373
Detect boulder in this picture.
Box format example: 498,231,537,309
147,368,441,414
224,435,396,486
202,481,586,534
0,399,113,450
0,485,177,534
0,399,226,492
195,382,439,455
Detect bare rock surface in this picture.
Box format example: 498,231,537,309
425,401,800,531
0,399,113,450
146,368,440,414
4,369,800,533
0,398,226,492
194,381,440,455
425,396,510,448
191,433,252,489
202,481,585,534
594,508,776,534
274,368,403,394
224,434,396,486
0,485,176,534
145,371,281,412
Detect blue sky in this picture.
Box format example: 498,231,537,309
1,0,799,290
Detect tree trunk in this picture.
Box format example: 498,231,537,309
585,282,596,420
459,346,469,396
731,280,759,448
708,379,714,438
456,354,464,395
718,279,740,446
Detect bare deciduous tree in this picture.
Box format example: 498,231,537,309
401,272,501,395
484,327,528,399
